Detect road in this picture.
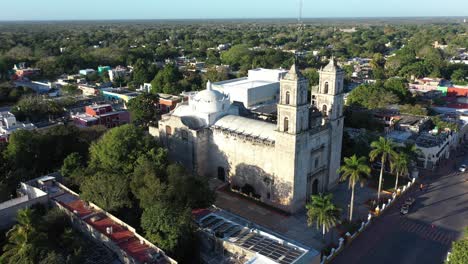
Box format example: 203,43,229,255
0,106,12,113
331,152,468,264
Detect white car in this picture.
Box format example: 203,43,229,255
459,164,467,172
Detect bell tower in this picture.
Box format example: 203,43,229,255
277,64,309,134
313,57,345,188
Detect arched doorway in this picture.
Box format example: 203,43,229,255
312,179,319,195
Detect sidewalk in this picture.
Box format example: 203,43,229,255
215,188,327,251
330,181,377,221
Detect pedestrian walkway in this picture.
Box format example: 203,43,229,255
215,188,326,251
398,218,458,246
330,182,377,221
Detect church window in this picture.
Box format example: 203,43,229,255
284,117,289,132
324,82,329,94
315,157,319,168
267,192,271,200
285,91,290,105
337,81,341,92
322,105,328,117
165,125,172,136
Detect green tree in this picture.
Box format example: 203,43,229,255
127,93,160,126
60,152,83,178
302,68,320,90
370,53,386,80
130,153,169,209
384,78,409,102
399,104,427,116
451,69,467,85
203,67,230,84
61,84,80,95
446,226,468,264
165,164,216,210
347,84,399,109
150,64,182,94
1,208,46,264
220,44,253,70
391,153,409,191
80,171,131,212
370,137,397,201
306,193,341,240
338,155,370,221
141,202,196,259
400,143,422,167
88,124,157,174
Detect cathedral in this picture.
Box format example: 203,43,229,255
150,59,345,213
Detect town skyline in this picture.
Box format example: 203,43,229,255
1,0,467,21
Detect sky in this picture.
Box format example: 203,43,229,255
1,0,467,21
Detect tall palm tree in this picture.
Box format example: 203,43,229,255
338,155,371,221
306,193,341,241
370,137,397,201
391,153,409,191
1,208,44,264
401,143,422,167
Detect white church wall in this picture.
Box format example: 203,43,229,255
209,129,295,210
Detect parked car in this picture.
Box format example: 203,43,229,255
400,204,410,215
459,164,466,172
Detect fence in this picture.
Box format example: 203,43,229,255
321,178,416,264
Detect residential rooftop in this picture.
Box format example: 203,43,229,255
30,176,176,264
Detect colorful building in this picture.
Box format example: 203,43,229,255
72,104,130,128
98,66,111,75
157,93,181,113
102,88,139,103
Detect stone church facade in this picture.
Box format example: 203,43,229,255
150,60,344,213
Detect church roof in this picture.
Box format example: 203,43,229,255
180,116,206,130
213,115,276,142
193,82,227,103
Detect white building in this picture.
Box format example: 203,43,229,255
0,112,36,142
150,61,345,213
138,83,152,93
79,69,96,76
109,66,128,82
212,68,288,108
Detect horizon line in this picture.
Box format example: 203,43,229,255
0,15,466,23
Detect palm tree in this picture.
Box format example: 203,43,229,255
370,137,397,201
391,153,409,191
401,143,422,167
306,193,341,241
338,155,371,221
1,208,44,264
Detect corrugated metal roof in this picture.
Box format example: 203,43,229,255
213,115,276,142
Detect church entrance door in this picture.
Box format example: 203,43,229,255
312,179,319,195
217,167,226,182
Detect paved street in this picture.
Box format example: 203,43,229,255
331,152,468,264
0,106,12,113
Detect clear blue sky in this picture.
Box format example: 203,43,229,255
1,0,467,21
